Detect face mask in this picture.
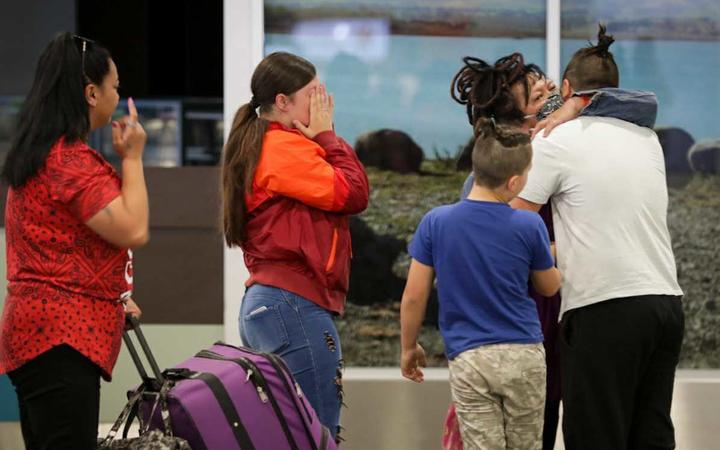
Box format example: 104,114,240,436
533,93,564,121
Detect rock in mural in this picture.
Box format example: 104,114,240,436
355,129,424,174
455,136,475,172
347,217,406,306
688,140,720,175
655,127,694,174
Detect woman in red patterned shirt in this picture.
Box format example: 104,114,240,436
0,32,149,450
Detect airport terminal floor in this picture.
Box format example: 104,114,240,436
1,369,718,449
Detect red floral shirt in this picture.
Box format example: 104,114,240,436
0,138,132,380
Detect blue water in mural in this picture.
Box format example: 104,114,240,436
563,39,720,143
267,33,720,156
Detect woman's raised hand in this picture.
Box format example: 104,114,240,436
112,97,147,160
293,84,334,139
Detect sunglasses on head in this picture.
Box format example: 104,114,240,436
72,34,96,82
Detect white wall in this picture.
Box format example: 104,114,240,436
222,0,264,346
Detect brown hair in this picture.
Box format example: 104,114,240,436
563,24,619,91
451,53,545,130
471,118,532,188
221,52,316,246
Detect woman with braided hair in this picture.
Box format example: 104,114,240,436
451,53,554,135
453,48,658,151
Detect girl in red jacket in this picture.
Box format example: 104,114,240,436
222,52,369,440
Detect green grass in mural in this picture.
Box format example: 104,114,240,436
338,165,720,369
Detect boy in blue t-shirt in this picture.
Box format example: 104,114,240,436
400,119,561,449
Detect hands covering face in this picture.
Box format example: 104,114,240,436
293,84,335,139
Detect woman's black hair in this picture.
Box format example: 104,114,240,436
2,32,112,188
451,52,545,132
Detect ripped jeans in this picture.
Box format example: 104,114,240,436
239,284,343,439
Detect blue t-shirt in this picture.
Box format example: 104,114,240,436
409,200,554,359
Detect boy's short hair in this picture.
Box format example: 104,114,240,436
472,119,532,188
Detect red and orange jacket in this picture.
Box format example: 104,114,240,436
242,122,370,314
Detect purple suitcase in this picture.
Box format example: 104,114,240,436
123,317,337,450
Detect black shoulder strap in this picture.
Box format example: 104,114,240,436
196,351,298,450
192,372,256,450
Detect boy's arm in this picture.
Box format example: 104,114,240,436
400,259,434,383
528,214,561,296
531,267,561,297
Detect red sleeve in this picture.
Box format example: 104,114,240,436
313,131,370,215
255,130,369,215
46,145,121,222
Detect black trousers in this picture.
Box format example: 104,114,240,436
560,294,684,450
543,397,560,450
8,345,101,450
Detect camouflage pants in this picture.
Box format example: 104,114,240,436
448,343,546,450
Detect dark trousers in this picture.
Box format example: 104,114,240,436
560,294,684,450
543,397,560,450
8,345,101,450
531,287,562,450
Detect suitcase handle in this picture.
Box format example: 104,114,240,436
123,314,165,389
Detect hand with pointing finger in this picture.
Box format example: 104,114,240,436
112,97,146,160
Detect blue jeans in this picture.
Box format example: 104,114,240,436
239,284,343,438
